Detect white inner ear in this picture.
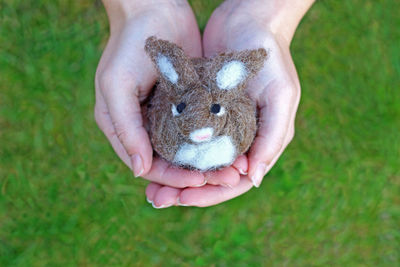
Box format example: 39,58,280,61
157,54,179,84
216,60,247,90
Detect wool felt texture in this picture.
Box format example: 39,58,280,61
144,36,267,171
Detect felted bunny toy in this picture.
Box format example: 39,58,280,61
145,36,267,172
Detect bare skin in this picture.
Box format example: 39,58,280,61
96,0,315,207
96,0,245,190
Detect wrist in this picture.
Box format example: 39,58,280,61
219,0,315,44
102,0,187,34
266,0,315,43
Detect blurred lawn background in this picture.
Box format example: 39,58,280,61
1,0,399,265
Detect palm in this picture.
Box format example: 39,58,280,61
146,3,301,207
96,3,249,199
95,4,223,188
204,16,299,173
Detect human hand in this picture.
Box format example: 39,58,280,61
95,1,204,187
95,0,245,189
146,0,314,207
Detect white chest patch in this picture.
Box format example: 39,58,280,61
173,136,236,171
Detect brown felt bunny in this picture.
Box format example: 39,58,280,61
144,36,267,171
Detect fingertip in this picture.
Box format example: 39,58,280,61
205,166,240,188
138,149,154,177
224,167,241,187
247,156,258,182
247,156,265,186
131,154,144,177
232,155,248,175
153,186,181,208
145,183,162,203
247,137,276,180
177,195,190,207
131,130,154,177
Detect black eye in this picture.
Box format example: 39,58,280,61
210,104,221,114
176,102,186,113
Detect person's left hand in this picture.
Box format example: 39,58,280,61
145,0,301,207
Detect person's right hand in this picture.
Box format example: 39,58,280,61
95,1,211,188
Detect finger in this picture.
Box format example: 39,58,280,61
262,123,295,176
99,75,153,178
145,183,162,203
205,166,241,188
250,123,294,189
94,94,132,168
97,89,206,188
232,155,248,175
248,86,298,187
178,176,253,207
152,186,181,208
145,183,184,208
142,158,206,188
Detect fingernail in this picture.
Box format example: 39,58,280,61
132,154,144,177
151,202,172,209
151,202,165,209
146,197,153,204
177,197,190,207
192,179,207,187
251,163,267,188
238,168,248,175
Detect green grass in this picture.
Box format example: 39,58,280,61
1,0,399,265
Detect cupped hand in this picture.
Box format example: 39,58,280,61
146,0,302,207
95,1,244,189
95,1,204,187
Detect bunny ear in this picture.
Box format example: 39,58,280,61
145,36,198,87
156,54,179,84
216,60,248,90
212,48,267,91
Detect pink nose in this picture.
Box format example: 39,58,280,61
190,127,214,143
196,134,211,140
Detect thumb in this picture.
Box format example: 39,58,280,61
248,87,298,187
99,75,153,177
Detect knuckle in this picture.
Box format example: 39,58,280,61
282,85,298,103
111,119,124,137
97,68,115,93
276,81,300,104
115,126,128,143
